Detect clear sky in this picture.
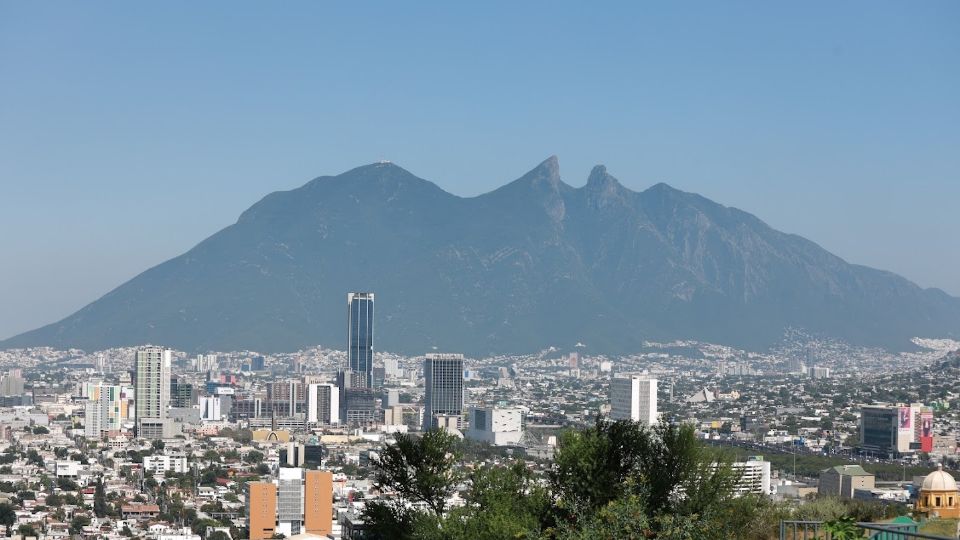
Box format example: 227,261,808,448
1,2,958,340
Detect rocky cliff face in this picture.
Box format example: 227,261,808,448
4,157,958,354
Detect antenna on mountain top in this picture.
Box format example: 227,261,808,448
377,159,391,164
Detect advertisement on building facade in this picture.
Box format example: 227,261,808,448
920,411,934,453
899,406,912,431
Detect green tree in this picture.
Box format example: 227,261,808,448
823,516,861,540
244,450,264,464
208,532,231,540
550,418,651,515
17,523,38,537
362,430,463,539
0,503,15,535
69,515,91,535
32,426,49,435
93,479,107,517
423,461,551,539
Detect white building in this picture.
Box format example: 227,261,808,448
135,347,172,439
276,467,304,537
55,461,81,479
610,376,658,426
466,407,523,446
143,455,189,474
307,383,340,425
731,457,772,496
807,366,831,379
199,396,224,422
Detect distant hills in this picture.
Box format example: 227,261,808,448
4,156,959,355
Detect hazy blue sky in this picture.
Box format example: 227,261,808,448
1,2,958,340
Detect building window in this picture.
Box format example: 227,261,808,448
935,496,941,507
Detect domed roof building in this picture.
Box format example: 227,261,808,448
916,465,960,518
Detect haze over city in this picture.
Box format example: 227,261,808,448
2,4,960,540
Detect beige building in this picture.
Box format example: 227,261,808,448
248,482,277,540
916,466,960,519
818,465,875,498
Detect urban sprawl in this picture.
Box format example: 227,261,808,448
0,292,958,539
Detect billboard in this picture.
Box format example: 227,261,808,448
898,407,912,431
920,411,934,453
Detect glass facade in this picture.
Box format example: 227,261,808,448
861,407,897,455
347,293,374,388
423,354,464,430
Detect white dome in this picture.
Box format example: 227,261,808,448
921,468,958,492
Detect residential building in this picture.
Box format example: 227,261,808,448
135,346,172,439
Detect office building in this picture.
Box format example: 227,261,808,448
277,468,304,536
338,370,375,424
382,389,400,408
347,292,375,388
248,482,277,540
135,347,172,439
423,353,464,431
307,383,340,425
610,376,658,426
199,396,224,421
250,356,266,371
466,406,523,446
249,469,333,538
170,376,197,408
860,404,927,457
268,380,306,417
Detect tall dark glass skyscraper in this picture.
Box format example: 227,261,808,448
347,292,374,388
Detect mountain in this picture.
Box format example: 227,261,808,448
4,157,960,355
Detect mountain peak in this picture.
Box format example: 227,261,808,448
645,181,680,193
526,155,561,185
585,165,621,189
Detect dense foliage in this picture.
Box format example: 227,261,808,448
363,419,801,539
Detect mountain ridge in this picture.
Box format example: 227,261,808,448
4,157,958,355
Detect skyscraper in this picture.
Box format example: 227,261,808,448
340,292,376,424
347,292,374,388
423,353,464,431
134,346,172,439
610,376,658,426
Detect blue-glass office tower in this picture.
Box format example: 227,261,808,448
347,292,375,388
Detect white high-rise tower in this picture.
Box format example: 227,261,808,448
610,376,658,426
135,346,172,439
